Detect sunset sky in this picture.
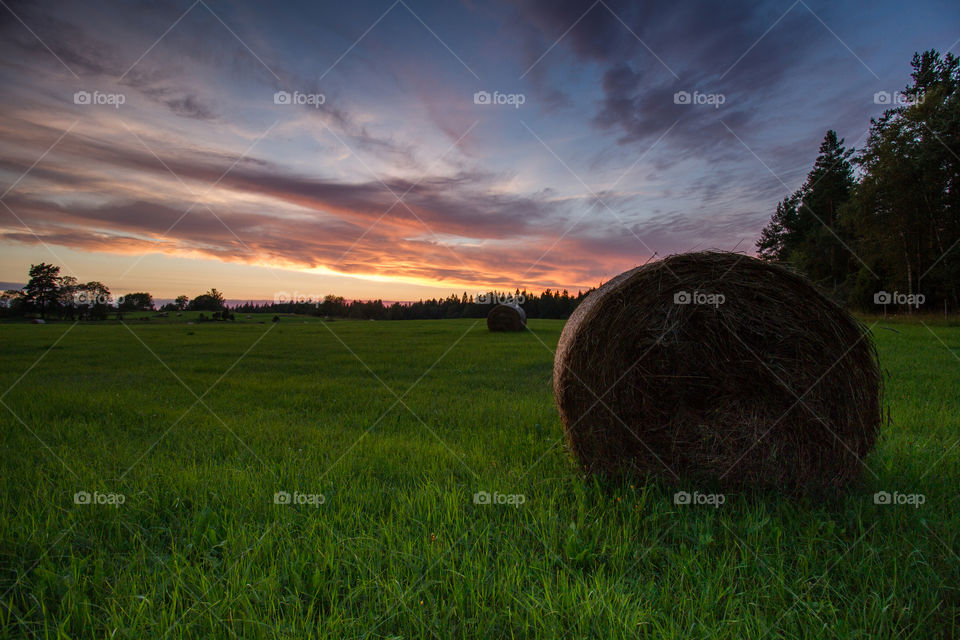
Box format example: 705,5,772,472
0,0,955,301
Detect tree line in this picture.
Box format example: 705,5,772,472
235,289,586,320
0,262,233,319
757,50,959,312
1,262,587,321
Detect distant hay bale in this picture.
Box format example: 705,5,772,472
487,303,526,332
553,251,882,492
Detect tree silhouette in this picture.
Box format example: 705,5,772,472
24,263,60,319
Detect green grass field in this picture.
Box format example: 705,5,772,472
1,317,958,638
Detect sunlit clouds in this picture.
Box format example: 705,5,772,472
0,0,952,299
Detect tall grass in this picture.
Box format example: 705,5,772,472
0,317,957,638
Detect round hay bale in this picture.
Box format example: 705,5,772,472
553,251,881,491
487,303,526,332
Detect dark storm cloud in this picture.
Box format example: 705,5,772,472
510,0,825,154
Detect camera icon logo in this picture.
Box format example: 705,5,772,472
874,291,891,304
673,91,691,105
873,91,892,105
473,91,491,105
74,490,91,504
274,490,291,504
73,91,91,105
674,291,691,304
873,491,891,505
673,491,691,505
274,91,291,105
473,490,491,504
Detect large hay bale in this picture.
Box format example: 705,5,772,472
553,251,881,491
487,303,526,332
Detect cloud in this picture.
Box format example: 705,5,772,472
509,0,823,154
0,113,601,288
3,0,883,296
0,177,767,291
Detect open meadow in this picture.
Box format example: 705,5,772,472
1,316,958,638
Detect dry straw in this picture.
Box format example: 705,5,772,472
553,251,881,492
487,303,526,332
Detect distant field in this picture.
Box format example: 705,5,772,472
1,317,958,638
